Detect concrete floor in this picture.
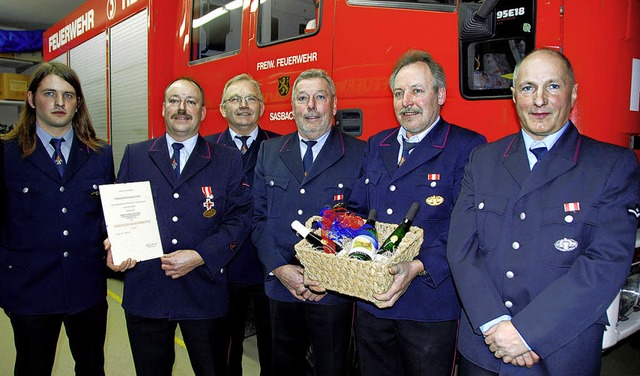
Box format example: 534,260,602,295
1,278,638,375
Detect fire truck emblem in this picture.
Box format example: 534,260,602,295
278,76,291,96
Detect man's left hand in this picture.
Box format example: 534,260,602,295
161,250,204,279
372,260,423,308
484,321,532,363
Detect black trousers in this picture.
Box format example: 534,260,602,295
125,313,227,376
270,299,354,376
458,356,499,376
356,306,458,376
7,300,108,376
225,283,272,376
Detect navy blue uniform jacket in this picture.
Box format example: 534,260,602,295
252,128,365,304
1,136,115,314
447,123,640,374
348,118,486,321
118,135,252,319
206,127,280,284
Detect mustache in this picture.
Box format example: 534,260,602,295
171,110,192,120
399,107,423,115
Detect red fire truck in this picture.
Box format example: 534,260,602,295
44,0,640,348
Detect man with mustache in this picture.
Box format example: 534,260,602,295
108,77,253,376
347,50,486,376
0,62,114,375
252,69,365,375
205,74,279,376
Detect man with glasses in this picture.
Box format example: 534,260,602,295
252,69,365,375
206,74,279,376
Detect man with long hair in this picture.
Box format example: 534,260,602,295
0,62,114,375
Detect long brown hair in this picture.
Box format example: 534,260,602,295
2,62,106,157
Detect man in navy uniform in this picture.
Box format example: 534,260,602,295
252,69,365,376
108,77,252,376
347,50,486,376
206,73,279,376
447,49,640,375
1,62,115,375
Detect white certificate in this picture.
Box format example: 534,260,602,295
99,181,163,265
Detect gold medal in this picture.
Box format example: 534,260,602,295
426,195,444,206
203,208,216,218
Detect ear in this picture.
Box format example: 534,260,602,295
27,91,36,109
219,103,227,119
201,106,207,121
511,86,516,104
570,83,578,107
437,87,446,106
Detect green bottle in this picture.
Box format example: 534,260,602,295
348,209,379,261
378,202,420,255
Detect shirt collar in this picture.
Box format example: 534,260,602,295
397,115,440,145
166,133,198,157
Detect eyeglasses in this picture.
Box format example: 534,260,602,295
223,95,262,105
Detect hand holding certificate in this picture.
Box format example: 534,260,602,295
99,181,164,265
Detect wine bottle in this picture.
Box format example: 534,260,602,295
291,220,342,254
348,209,379,261
378,202,420,255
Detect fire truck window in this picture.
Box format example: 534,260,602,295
191,0,243,62
258,0,319,45
461,38,527,98
345,0,454,11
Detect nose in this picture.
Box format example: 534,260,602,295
55,93,65,107
306,96,316,110
402,92,414,107
533,89,547,107
178,99,187,110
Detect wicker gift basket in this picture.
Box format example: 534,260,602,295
294,216,424,306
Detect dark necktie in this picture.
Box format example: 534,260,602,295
398,139,418,167
302,140,317,176
530,146,548,169
235,135,250,155
50,138,66,177
171,142,184,180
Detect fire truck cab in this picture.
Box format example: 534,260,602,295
43,0,640,349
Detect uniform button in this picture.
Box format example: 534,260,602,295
520,212,526,220
506,271,515,278
386,208,393,215
300,188,306,194
430,181,437,188
59,186,65,192
365,178,370,184
63,252,69,257
564,215,573,223
338,183,344,188
172,239,178,245
389,185,396,192
269,180,275,187
8,265,12,269
63,230,69,236
478,202,485,209
173,193,180,199
504,301,513,308
220,268,224,274
93,184,98,189
22,187,29,193
512,242,520,250
297,209,303,216
61,207,67,213
172,216,178,222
